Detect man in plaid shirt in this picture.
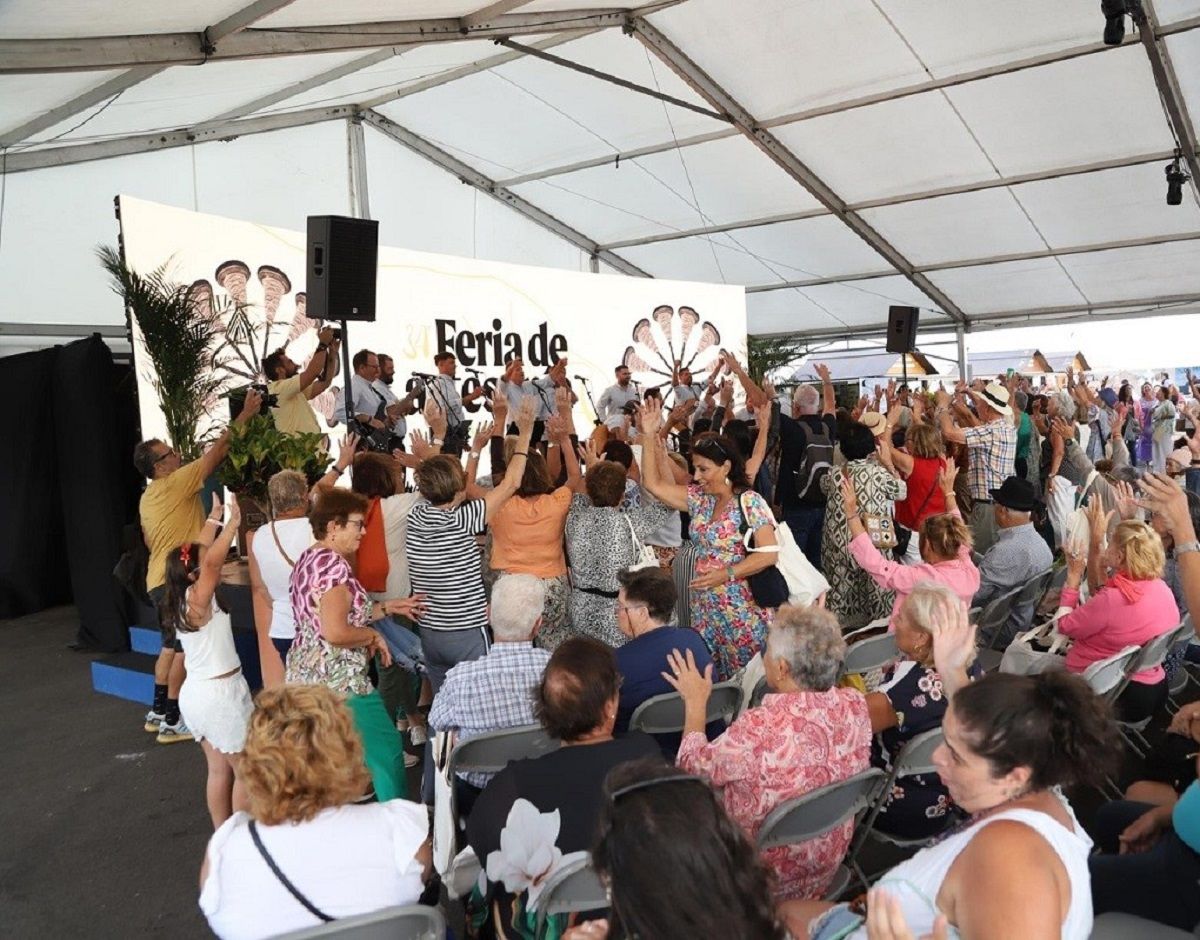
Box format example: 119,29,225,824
429,574,551,803
938,381,1017,554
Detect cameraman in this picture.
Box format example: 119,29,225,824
262,325,341,436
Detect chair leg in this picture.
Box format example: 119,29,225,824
850,858,872,893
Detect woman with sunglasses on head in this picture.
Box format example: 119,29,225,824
562,759,788,940
286,487,424,802
638,402,779,681
165,495,251,829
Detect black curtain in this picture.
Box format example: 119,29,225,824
0,336,141,651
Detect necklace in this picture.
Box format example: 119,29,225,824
930,788,1040,845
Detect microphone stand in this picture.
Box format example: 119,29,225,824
577,376,602,426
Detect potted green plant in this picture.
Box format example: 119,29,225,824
98,245,225,461
216,415,330,526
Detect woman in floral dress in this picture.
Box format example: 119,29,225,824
1136,381,1157,467
639,406,778,680
287,488,424,801
820,421,907,630
863,582,981,839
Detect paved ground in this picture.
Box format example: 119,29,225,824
0,606,212,938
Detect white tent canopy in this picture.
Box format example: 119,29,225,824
2,0,1200,352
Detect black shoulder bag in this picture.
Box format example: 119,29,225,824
249,820,333,923
737,492,789,609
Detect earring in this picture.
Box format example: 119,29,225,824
723,476,730,486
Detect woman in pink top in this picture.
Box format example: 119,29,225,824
667,606,871,901
841,459,980,631
1060,516,1179,722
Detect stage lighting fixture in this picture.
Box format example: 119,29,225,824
1101,0,1142,45
1166,156,1190,206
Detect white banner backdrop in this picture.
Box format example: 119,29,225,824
117,196,748,446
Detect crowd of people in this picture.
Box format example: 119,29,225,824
130,342,1200,939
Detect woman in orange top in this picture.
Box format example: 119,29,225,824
488,414,581,651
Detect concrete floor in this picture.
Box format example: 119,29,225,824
0,606,213,939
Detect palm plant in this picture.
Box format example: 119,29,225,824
746,333,808,387
98,245,226,461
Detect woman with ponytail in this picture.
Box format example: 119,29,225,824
784,598,1122,940
167,495,252,829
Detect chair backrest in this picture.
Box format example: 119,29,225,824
534,853,608,937
756,768,886,850
977,584,1025,648
1014,567,1055,610
629,681,742,735
1082,645,1142,699
1131,620,1195,676
840,632,899,676
748,675,770,710
273,905,446,940
448,723,558,776
891,727,945,778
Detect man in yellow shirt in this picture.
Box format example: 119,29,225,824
263,325,340,436
133,390,262,742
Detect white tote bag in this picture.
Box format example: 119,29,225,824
431,730,458,878
999,613,1071,676
623,514,660,571
741,499,830,607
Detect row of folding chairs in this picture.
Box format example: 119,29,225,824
274,905,444,939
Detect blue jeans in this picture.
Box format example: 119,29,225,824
375,616,426,676
783,505,825,572
1186,467,1200,498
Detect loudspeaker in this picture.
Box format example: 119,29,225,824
306,215,378,322
886,305,919,353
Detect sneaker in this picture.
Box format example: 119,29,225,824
144,709,166,733
409,724,428,747
156,720,194,744
404,752,420,769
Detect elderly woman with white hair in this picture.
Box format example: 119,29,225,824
667,606,871,900
862,581,981,840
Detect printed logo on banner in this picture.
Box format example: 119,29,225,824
623,305,722,391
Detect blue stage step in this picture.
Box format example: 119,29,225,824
130,626,161,655
91,651,156,706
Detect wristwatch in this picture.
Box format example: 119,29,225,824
1177,540,1200,556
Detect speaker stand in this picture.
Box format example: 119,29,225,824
340,318,353,429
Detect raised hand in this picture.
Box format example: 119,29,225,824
929,597,976,678
661,647,714,704
719,379,734,408
239,387,263,420
1138,472,1194,538
471,421,495,452
225,496,241,530
578,437,602,469
638,400,662,435
208,493,224,524
514,397,537,438
1086,499,1114,549
814,362,831,383
1111,480,1140,521
424,400,448,439
335,432,360,472
938,456,958,494
839,471,859,516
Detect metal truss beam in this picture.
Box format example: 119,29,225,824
750,293,1200,342
0,5,679,73
1137,2,1200,200
0,0,300,145
362,109,650,277
628,17,969,324
744,230,1200,294
462,2,533,29
2,104,356,173
496,18,1200,190
598,150,1187,250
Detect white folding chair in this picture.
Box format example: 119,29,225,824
273,904,446,940
839,631,899,679
1089,911,1198,939
756,768,886,896
629,680,742,735
1114,620,1197,756
845,729,950,880
534,853,608,939
1083,645,1144,701
977,583,1027,654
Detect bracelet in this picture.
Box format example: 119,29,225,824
468,451,481,459
1177,540,1200,556
513,451,529,458
205,518,221,526
725,565,736,583
432,437,444,445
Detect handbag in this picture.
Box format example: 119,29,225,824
432,730,458,879
624,515,660,571
861,512,899,550
999,613,1071,676
737,492,789,609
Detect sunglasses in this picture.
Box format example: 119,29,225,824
609,773,705,802
153,447,176,464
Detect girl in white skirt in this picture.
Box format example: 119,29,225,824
165,495,254,829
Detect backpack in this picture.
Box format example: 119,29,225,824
792,419,834,506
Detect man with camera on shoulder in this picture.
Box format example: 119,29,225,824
262,325,341,436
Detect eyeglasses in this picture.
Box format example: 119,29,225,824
615,603,647,615
153,447,176,464
344,518,366,530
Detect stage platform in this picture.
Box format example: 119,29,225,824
90,561,263,706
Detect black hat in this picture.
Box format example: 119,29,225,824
989,476,1040,512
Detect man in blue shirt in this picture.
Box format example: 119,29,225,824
613,566,722,756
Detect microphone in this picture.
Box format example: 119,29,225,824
463,366,483,375
572,375,590,383
412,371,435,379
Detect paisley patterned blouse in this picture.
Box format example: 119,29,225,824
677,687,872,900
286,546,373,696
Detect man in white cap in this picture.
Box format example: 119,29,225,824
937,381,1017,554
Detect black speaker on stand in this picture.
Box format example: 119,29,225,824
307,215,379,432
886,305,919,390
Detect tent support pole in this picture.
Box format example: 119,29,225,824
347,115,370,219
956,327,968,382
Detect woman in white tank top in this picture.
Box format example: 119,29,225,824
166,496,254,829
785,605,1124,940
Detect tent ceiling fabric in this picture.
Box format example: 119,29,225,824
3,0,1200,339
